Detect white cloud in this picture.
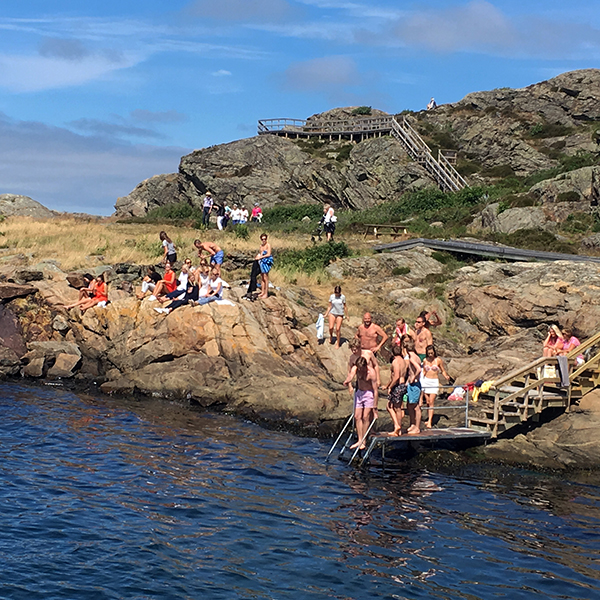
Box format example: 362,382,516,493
282,55,360,92
0,113,187,215
212,69,232,76
0,52,139,93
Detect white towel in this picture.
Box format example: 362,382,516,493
316,313,324,340
215,299,236,306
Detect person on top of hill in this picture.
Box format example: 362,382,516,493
202,191,213,228
321,204,336,242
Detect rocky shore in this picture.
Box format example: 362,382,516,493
1,245,600,470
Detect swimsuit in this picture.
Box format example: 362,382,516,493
406,381,421,404
389,383,407,406
211,250,224,265
354,389,375,409
259,250,273,274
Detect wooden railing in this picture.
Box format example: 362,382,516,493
469,331,600,437
258,114,469,193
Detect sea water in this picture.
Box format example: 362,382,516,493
0,382,599,600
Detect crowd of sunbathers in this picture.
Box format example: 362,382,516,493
66,230,274,314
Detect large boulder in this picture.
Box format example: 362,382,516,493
114,173,197,218
529,166,600,204
0,194,54,218
0,345,21,379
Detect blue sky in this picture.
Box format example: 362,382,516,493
0,0,598,215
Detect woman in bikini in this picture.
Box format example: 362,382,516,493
421,344,450,429
543,325,564,357
324,285,346,348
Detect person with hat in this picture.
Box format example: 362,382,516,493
202,191,213,228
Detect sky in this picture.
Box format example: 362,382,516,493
0,1,598,215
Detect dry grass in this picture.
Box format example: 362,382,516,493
0,216,328,271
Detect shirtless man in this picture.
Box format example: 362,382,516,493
403,337,423,435
343,356,378,450
347,338,380,394
386,345,408,436
194,239,224,277
356,312,388,354
412,315,433,362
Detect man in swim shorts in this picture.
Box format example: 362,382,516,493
356,312,388,355
347,338,380,394
194,240,224,277
343,356,378,450
413,315,433,362
403,337,423,435
386,345,408,436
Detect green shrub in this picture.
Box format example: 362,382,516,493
561,213,594,234
276,242,351,274
557,191,581,202
483,229,577,254
336,144,353,161
233,224,249,240
528,121,573,139
261,204,323,226
351,106,372,116
456,159,482,176
431,251,455,264
391,266,410,276
481,164,515,178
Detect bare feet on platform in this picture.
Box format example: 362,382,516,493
407,426,420,435
349,441,360,449
426,423,433,429
388,429,402,437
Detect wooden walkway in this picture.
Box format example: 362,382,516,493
258,115,468,193
373,237,600,263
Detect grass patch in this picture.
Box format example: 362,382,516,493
276,242,351,274
482,229,578,254
391,266,410,276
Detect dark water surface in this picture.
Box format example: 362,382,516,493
1,383,599,600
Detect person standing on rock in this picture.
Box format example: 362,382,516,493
215,203,226,231
194,239,224,277
343,356,378,450
324,285,346,348
385,344,408,436
412,315,433,362
159,231,177,265
256,233,273,299
392,318,413,347
202,191,213,228
403,337,423,435
356,312,388,356
251,203,262,223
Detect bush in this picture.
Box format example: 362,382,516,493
391,266,410,276
557,191,581,202
277,242,351,274
528,121,573,139
233,224,249,240
336,144,353,161
261,204,323,226
351,106,372,116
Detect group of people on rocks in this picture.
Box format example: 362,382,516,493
341,307,451,449
201,191,262,230
136,231,273,312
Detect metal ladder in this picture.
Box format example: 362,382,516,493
325,414,379,465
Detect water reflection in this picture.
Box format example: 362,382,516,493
0,382,599,600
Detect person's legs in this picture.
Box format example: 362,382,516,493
202,207,210,227
425,392,437,428
351,406,367,449
387,401,402,435
197,295,217,306
258,273,269,298
217,216,224,231
406,382,422,434
334,315,343,348
327,313,336,344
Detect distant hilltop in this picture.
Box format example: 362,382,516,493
114,69,600,218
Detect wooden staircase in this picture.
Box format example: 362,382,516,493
389,116,468,192
257,115,469,193
469,331,600,438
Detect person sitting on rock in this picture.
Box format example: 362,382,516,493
71,273,97,304
137,266,161,299
66,273,108,313
148,262,177,301
543,325,564,357
157,263,189,304
154,269,201,315
196,267,223,305
194,239,224,277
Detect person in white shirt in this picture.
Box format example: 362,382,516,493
322,204,336,242
324,284,346,348
197,268,223,305
240,207,249,224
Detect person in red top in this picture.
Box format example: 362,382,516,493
149,262,177,300
65,273,108,313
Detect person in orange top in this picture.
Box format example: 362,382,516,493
65,274,108,313
543,325,564,357
149,262,177,300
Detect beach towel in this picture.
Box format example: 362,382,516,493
557,356,570,388
316,313,324,340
